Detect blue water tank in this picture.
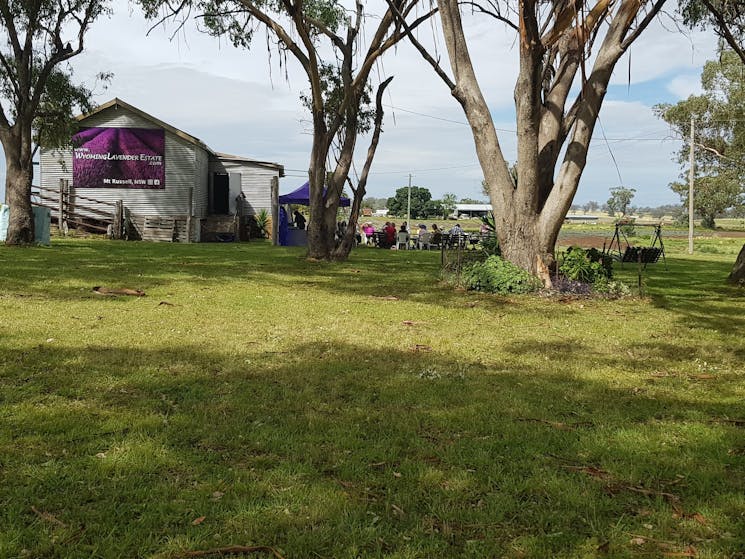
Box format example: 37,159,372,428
0,205,51,245
34,206,51,246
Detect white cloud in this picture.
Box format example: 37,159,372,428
667,74,703,99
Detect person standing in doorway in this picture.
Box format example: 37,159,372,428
294,210,306,230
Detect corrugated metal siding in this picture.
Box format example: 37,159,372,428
209,160,277,216
40,105,208,220
193,148,209,218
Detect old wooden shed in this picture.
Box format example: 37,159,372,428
39,98,284,241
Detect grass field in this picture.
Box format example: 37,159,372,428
1,235,744,558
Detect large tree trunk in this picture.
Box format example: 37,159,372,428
420,0,666,287
306,131,343,260
729,243,745,284
2,130,35,245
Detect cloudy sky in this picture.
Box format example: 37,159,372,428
3,0,719,206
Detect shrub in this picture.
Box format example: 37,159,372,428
480,234,501,256
254,209,270,238
462,255,542,294
560,246,612,283
593,277,632,298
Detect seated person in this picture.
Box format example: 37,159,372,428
396,225,410,250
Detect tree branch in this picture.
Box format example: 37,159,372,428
385,0,455,89
459,0,519,31
700,0,745,65
621,0,668,50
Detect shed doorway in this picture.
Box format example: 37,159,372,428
211,173,230,215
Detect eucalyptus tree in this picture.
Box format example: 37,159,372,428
607,186,636,217
680,0,744,64
391,0,668,285
656,48,744,229
141,0,432,260
0,0,108,245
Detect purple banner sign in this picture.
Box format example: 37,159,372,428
72,127,165,189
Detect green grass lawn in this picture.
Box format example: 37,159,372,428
1,236,744,558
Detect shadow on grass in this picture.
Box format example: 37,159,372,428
614,253,745,335
0,240,477,309
2,339,744,558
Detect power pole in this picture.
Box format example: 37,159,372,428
406,173,412,233
688,116,695,255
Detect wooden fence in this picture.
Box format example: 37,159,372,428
31,180,125,239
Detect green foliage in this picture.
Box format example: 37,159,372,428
440,192,457,217
606,186,636,217
560,246,613,284
36,69,111,150
0,0,109,145
422,199,443,218
679,0,744,60
462,255,542,294
592,276,632,297
655,48,745,226
300,63,374,134
480,211,496,232
386,186,432,218
480,234,500,256
254,208,270,238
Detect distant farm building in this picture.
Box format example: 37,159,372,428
452,203,492,219
38,98,284,242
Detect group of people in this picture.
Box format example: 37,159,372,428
356,221,447,249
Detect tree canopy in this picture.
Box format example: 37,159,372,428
387,185,432,218
0,0,109,244
607,186,636,217
679,0,745,64
656,48,744,228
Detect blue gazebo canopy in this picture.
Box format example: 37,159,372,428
279,181,350,207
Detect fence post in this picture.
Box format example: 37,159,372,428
58,179,65,235
270,176,279,246
113,200,123,239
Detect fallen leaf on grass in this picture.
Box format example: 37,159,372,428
393,471,402,478
464,301,479,308
93,286,145,297
651,371,678,378
210,491,224,501
402,320,420,326
563,465,612,480
191,516,206,525
672,511,707,525
410,344,432,352
158,301,175,306
374,295,400,301
712,417,745,427
630,537,646,545
171,545,286,558
31,506,67,528
597,541,610,554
